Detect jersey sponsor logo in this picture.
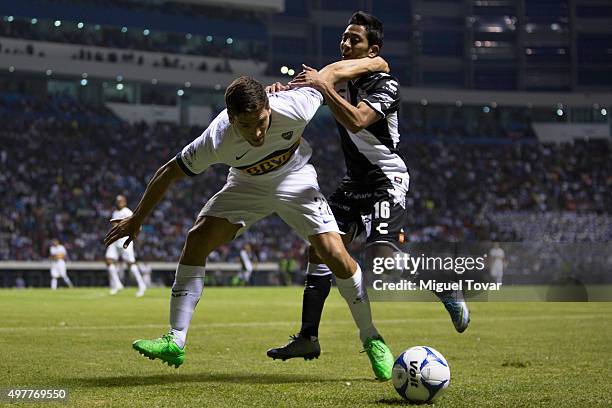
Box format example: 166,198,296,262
281,131,293,140
236,139,301,176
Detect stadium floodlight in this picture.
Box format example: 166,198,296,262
116,83,124,90
54,20,61,27
8,66,15,72
31,18,37,24
177,89,185,96
80,79,88,86
143,29,150,36
184,82,191,88
116,75,123,82
280,66,288,74
288,69,295,76
483,106,491,113
185,33,192,40
121,27,128,33
556,109,564,117
601,109,608,116
45,69,52,76
420,99,428,106
82,73,88,78
7,16,14,22
226,38,233,45
77,22,84,29
151,78,158,85
206,35,213,42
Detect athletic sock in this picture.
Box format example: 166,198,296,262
51,278,57,290
335,265,379,344
108,263,122,289
299,263,332,339
169,264,205,348
129,264,146,291
62,274,73,288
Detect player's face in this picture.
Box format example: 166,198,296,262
116,196,126,209
232,106,271,147
340,24,372,60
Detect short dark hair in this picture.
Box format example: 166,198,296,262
225,76,268,117
348,11,384,49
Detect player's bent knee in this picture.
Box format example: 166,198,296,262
309,232,355,278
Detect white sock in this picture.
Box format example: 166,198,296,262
130,264,146,291
335,265,379,344
169,264,205,348
51,278,57,290
62,274,73,287
108,264,122,289
307,262,333,276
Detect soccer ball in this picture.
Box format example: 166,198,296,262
392,346,450,403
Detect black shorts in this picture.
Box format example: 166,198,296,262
328,175,409,247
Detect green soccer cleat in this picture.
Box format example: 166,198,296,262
362,335,394,381
132,332,185,368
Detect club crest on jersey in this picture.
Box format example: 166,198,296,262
281,131,293,140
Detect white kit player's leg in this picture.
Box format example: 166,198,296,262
334,264,379,343
168,216,241,349
108,263,123,294
129,264,147,297
50,265,59,290
60,266,74,288
169,264,205,348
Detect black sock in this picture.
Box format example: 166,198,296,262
299,274,332,338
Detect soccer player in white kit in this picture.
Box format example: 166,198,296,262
105,195,147,297
104,63,396,380
489,243,505,284
49,239,73,289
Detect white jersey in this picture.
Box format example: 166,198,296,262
489,247,505,269
112,207,133,221
50,244,67,265
110,207,134,249
177,87,323,181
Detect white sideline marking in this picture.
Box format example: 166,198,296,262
0,314,608,333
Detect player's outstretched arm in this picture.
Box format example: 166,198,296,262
103,159,186,248
289,65,379,133
317,56,389,84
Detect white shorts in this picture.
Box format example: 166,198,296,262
200,164,340,240
105,237,136,263
50,261,66,278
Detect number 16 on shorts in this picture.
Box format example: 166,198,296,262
373,201,390,235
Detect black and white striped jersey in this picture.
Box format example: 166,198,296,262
336,72,408,185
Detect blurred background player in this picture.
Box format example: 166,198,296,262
235,242,255,285
489,243,506,285
105,195,147,297
268,11,470,362
49,239,73,290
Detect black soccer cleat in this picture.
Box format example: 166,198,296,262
267,334,321,361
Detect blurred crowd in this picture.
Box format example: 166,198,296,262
1,95,611,263
0,16,266,62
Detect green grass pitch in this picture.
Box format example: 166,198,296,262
1,287,611,407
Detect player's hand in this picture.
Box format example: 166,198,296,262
104,216,142,248
265,82,289,93
288,64,328,91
